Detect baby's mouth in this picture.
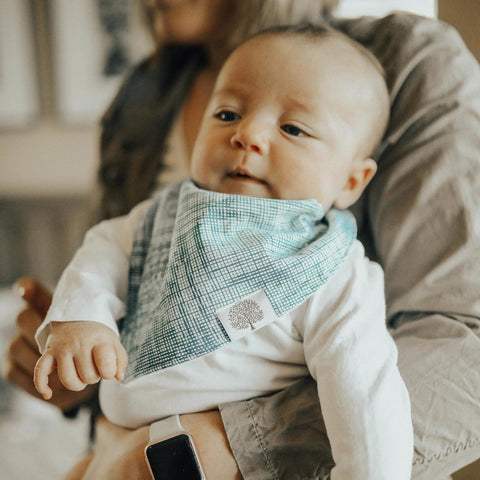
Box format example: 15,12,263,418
227,168,265,184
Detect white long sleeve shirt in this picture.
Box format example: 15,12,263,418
37,200,413,479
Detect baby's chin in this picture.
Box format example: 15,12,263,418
207,176,274,199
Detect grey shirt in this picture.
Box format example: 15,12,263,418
220,13,480,480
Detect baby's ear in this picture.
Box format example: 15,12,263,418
333,158,377,210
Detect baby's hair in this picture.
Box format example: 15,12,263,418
247,23,390,158
251,22,386,83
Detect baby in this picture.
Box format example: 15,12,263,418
35,25,412,479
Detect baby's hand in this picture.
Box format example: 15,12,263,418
34,321,128,400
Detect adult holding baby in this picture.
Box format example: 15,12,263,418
6,1,480,479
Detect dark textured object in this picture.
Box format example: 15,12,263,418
97,0,130,76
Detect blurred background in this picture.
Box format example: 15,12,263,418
0,0,478,479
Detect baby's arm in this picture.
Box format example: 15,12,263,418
35,206,146,348
34,199,151,400
298,242,413,480
34,321,128,400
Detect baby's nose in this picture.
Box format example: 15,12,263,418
231,120,268,154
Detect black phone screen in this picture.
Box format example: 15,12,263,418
145,434,203,480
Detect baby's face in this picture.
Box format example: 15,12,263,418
191,34,378,210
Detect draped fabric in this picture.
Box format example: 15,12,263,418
121,180,356,380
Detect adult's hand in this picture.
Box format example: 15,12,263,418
4,277,96,411
79,412,242,480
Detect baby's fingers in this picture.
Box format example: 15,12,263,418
34,353,56,400
115,344,128,382
56,355,88,392
92,344,117,380
75,351,101,385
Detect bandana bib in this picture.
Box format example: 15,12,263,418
120,180,356,381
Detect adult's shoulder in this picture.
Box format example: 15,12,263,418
333,12,478,90
334,14,480,316
333,13,480,166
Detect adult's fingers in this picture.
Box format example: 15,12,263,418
14,277,53,318
6,337,64,401
7,335,39,376
14,277,53,352
4,359,43,399
16,308,44,351
5,340,98,409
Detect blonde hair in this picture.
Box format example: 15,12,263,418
141,0,339,51
227,0,339,49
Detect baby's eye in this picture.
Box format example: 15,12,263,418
281,124,307,137
215,110,241,122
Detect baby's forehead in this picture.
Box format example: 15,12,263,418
228,33,326,65
217,34,373,100
215,30,389,151
223,32,376,84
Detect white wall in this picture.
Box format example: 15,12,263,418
0,122,98,197
335,0,437,18
0,1,152,199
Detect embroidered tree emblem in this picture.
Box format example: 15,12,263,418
229,299,264,331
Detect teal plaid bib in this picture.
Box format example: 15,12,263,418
120,180,356,381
